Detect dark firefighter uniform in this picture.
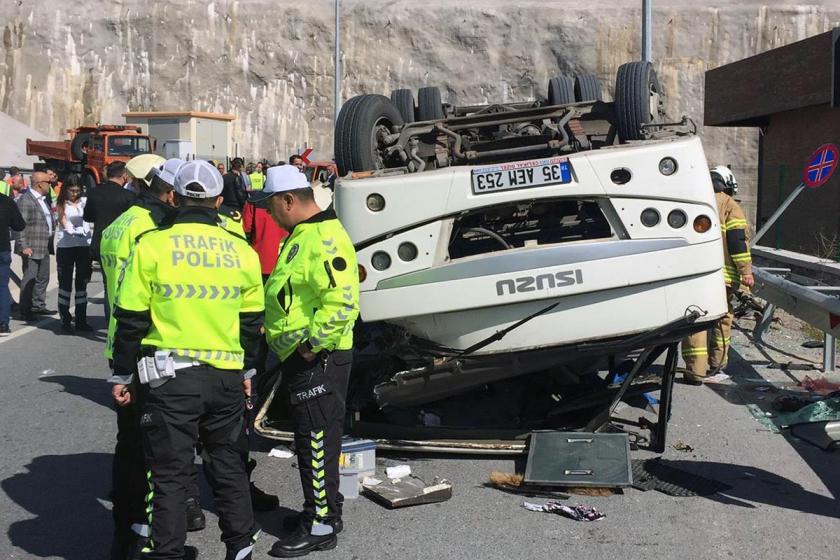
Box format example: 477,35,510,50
682,191,752,379
264,209,359,540
100,190,176,551
112,194,265,560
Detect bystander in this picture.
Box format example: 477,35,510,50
0,190,25,335
14,171,55,321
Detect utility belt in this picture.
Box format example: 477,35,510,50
137,350,202,387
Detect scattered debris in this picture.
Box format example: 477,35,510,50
522,501,605,521
386,465,412,479
485,471,570,499
39,369,55,377
801,376,840,395
802,340,824,349
631,459,731,496
790,421,840,451
268,445,294,459
672,440,694,453
767,362,816,371
363,476,452,509
774,396,840,428
362,476,382,486
703,372,732,384
772,394,814,413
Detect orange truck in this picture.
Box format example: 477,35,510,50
26,125,154,190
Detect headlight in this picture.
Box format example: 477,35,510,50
371,251,391,271
667,210,687,228
610,168,632,185
659,157,678,176
397,242,418,261
693,215,712,233
640,208,660,227
366,194,386,212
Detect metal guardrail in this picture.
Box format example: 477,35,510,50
751,264,840,372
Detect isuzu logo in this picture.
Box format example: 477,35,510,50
496,269,583,296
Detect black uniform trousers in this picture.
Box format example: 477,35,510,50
112,380,148,537
112,387,204,553
140,366,253,560
282,349,352,534
56,246,91,324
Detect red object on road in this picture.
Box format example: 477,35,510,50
242,202,288,276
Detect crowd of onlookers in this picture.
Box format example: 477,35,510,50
0,154,309,337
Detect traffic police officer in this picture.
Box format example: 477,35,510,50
111,160,265,560
102,157,214,559
250,165,359,557
681,167,754,383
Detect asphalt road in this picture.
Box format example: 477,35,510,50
0,272,838,560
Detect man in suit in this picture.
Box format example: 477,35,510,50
15,171,56,320
83,162,135,322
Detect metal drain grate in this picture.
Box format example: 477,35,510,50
631,459,731,497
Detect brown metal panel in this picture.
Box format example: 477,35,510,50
705,30,836,127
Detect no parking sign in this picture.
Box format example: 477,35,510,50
803,143,838,188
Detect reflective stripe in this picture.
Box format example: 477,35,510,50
682,348,708,356
725,219,748,229
144,470,155,552
160,348,244,363
731,253,751,262
309,429,329,531
155,283,241,300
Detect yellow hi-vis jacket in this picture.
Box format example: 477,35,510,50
716,191,752,286
112,207,264,374
249,172,265,191
0,180,9,197
264,209,360,361
100,195,173,359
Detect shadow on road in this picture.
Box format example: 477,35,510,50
699,344,840,507
2,453,112,559
660,459,840,519
39,374,113,410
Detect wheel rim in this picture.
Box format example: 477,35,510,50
648,82,663,123
371,117,394,170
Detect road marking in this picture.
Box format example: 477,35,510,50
0,288,105,345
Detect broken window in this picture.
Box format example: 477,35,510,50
448,198,613,260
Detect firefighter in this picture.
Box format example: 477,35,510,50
111,160,265,560
249,165,359,557
681,166,754,383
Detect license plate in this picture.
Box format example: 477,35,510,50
471,157,572,195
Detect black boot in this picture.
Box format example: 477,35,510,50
75,305,92,331
225,528,262,560
59,305,73,333
268,524,337,558
185,496,206,532
282,513,343,534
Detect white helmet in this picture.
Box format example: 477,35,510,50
710,165,738,195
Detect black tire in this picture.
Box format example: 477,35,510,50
547,75,575,106
71,132,91,161
417,86,444,121
615,61,664,142
574,73,602,102
390,89,416,124
334,94,404,174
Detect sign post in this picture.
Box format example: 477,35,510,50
751,143,838,247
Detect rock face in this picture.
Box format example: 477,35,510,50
2,0,839,217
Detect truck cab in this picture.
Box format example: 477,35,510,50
27,124,154,190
